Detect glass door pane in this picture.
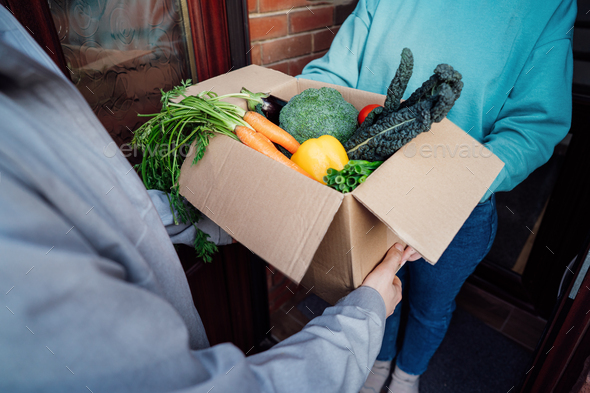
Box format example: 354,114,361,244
48,0,196,147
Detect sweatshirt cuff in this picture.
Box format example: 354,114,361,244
479,165,508,203
338,286,387,323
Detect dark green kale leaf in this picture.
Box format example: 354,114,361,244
351,84,457,161
344,49,463,161
398,64,463,111
383,47,414,115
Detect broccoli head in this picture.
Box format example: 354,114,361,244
279,87,359,144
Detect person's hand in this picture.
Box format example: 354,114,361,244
402,246,422,262
361,243,407,317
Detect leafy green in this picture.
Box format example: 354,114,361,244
132,81,249,262
344,49,463,161
383,48,413,114
279,87,359,144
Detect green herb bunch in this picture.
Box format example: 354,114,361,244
132,80,252,262
324,160,383,193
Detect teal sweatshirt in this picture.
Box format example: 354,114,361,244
300,0,576,200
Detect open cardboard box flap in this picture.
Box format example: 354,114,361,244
351,121,503,264
179,65,504,284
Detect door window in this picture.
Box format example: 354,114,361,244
48,0,196,147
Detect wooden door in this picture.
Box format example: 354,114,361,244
520,235,590,392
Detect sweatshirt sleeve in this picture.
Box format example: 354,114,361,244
481,0,576,199
297,0,373,87
0,7,389,390
0,171,385,392
184,287,386,393
245,286,386,393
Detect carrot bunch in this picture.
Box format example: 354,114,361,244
167,89,312,179
238,112,312,179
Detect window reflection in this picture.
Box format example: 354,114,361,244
49,0,194,149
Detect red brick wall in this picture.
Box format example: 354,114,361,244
246,0,358,77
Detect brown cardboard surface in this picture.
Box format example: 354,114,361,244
302,195,405,304
179,135,343,282
352,119,504,264
300,196,355,304
347,197,405,288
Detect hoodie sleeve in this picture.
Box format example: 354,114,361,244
481,0,576,200
0,174,385,392
0,7,388,392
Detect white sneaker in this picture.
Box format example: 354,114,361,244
386,365,420,393
360,360,392,393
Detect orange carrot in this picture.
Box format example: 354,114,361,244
243,111,300,154
235,125,276,151
235,126,313,180
257,131,273,145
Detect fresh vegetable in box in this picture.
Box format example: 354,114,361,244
291,135,349,184
234,125,312,179
324,160,383,193
358,104,382,125
344,48,464,161
241,87,287,126
279,87,359,145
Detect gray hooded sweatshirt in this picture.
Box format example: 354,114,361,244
0,7,385,393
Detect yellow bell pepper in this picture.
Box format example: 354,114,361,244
291,135,349,184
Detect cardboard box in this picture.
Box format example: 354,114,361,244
179,65,504,304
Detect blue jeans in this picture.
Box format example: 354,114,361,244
376,195,498,375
